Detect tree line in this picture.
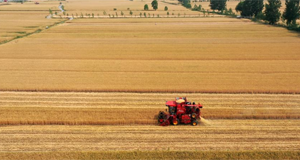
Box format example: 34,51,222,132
211,0,299,26
179,0,299,29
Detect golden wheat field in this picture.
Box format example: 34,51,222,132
1,17,300,93
1,0,300,159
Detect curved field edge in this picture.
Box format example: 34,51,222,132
0,151,299,160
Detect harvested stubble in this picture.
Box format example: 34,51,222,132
0,91,300,125
0,121,300,155
1,151,300,160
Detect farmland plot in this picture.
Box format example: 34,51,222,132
1,18,300,93
1,91,300,159
0,1,62,43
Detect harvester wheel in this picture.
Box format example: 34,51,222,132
158,111,165,123
192,120,198,126
173,118,179,126
158,118,164,123
191,113,197,119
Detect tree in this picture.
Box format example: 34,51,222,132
210,0,218,11
130,10,133,16
255,12,265,20
235,1,244,13
61,5,65,11
228,8,233,15
236,1,251,16
220,1,226,12
151,0,158,11
182,0,191,8
164,6,168,11
144,4,149,10
283,0,300,25
236,0,264,17
193,4,199,11
210,0,226,11
265,0,282,24
251,0,264,17
49,9,53,15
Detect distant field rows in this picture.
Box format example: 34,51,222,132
1,120,300,152
0,92,299,125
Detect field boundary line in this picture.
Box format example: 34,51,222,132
0,20,67,46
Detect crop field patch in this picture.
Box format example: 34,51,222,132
1,91,300,159
1,18,300,93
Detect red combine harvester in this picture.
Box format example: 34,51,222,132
158,97,203,126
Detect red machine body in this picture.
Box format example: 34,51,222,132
158,97,203,126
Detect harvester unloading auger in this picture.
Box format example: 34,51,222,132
158,97,203,126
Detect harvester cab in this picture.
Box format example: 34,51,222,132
158,97,203,126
